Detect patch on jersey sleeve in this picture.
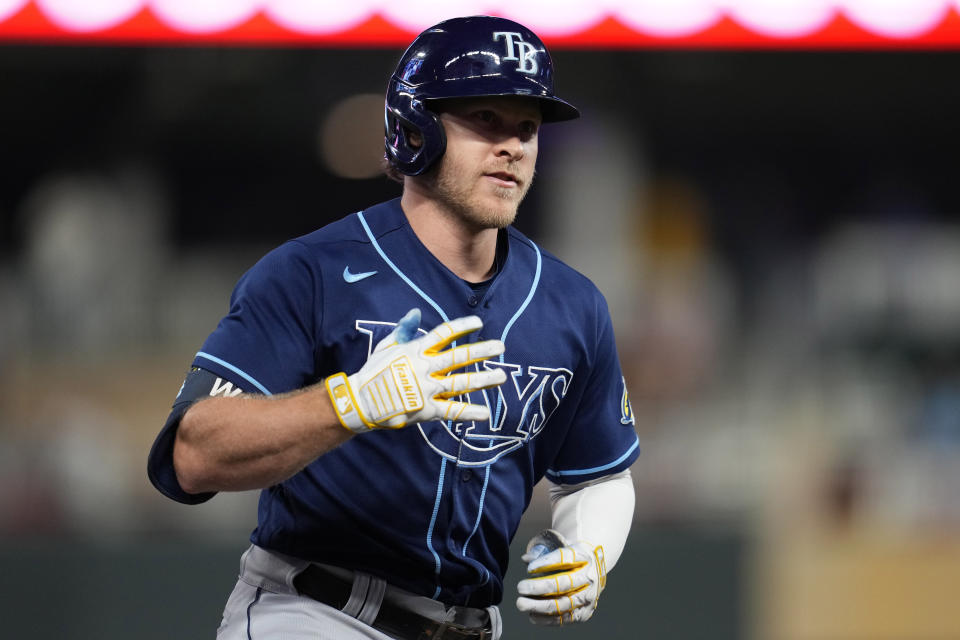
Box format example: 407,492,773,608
620,376,635,425
175,367,244,406
210,376,244,397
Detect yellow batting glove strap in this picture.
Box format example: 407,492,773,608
594,545,607,592
528,546,589,575
325,372,372,434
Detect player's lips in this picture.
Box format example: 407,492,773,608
484,171,520,187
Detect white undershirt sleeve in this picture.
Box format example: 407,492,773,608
547,469,635,571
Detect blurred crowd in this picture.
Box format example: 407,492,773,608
0,161,265,538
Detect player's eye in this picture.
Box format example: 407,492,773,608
473,110,497,125
518,121,539,138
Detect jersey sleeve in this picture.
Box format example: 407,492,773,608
545,294,640,485
147,240,322,505
146,368,227,505
192,239,321,395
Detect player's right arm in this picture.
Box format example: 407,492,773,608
150,310,506,501
172,377,349,495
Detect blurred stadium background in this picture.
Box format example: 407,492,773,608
2,2,960,638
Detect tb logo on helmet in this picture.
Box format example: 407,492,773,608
493,31,539,75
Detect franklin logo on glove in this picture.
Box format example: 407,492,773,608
325,309,507,434
392,359,421,411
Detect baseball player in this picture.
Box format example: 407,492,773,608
148,15,639,640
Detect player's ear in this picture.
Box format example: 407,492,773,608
407,128,423,149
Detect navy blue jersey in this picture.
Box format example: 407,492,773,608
148,197,639,607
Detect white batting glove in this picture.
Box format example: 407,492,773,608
325,309,506,434
516,529,608,625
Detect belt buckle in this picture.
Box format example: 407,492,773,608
432,606,490,640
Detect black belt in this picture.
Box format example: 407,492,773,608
293,564,492,640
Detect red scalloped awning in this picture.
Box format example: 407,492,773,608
2,1,960,48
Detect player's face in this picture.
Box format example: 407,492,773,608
426,96,541,230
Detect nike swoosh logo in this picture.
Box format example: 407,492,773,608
343,266,378,283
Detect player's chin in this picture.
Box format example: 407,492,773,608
472,202,517,229
478,189,524,227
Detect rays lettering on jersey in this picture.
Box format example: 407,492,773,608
482,361,572,440
356,319,571,465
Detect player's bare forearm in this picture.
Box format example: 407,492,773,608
172,312,503,495
173,383,350,494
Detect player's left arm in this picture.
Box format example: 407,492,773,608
516,469,635,625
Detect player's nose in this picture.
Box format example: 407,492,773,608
495,133,526,160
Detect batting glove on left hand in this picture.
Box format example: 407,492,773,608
325,308,506,434
516,529,608,625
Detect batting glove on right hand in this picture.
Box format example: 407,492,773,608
516,529,608,625
325,308,506,434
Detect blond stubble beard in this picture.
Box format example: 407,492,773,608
424,159,534,231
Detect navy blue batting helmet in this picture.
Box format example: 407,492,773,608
384,15,580,177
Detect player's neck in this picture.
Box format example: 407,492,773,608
400,190,500,284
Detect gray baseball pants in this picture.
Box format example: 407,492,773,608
215,545,503,640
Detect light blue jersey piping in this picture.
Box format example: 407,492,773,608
547,436,640,480
356,211,449,323
426,458,448,599
357,210,544,598
461,463,492,559
491,238,541,427
357,210,452,597
195,351,272,395
465,238,542,565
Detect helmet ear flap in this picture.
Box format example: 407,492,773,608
384,82,447,176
